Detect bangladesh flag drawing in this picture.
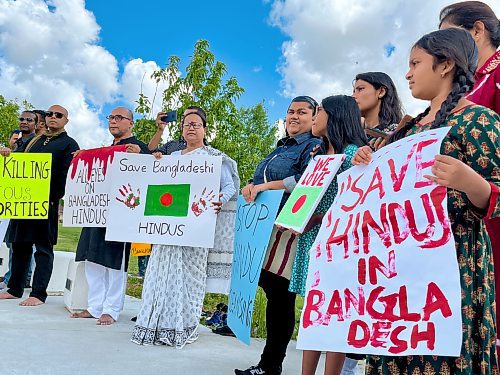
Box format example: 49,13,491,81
275,186,322,231
144,184,191,217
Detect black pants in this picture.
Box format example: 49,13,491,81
7,242,53,302
258,270,296,373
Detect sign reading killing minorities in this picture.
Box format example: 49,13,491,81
105,153,222,248
0,153,51,219
297,128,462,357
63,146,127,227
227,191,284,345
275,155,345,233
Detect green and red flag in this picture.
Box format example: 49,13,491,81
144,184,191,217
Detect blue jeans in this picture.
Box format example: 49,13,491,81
3,243,35,285
137,256,149,277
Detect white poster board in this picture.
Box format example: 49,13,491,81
105,153,222,248
297,127,462,357
63,145,126,227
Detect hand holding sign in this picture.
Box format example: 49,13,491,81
352,145,373,165
425,154,492,209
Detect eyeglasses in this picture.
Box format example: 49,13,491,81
182,122,203,129
19,117,36,123
106,115,131,122
46,111,65,119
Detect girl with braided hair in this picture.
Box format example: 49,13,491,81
354,28,500,374
439,2,500,359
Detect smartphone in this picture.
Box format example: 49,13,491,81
365,127,390,140
160,110,177,123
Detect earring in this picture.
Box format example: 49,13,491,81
441,73,445,78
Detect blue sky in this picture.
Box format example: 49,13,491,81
86,0,290,122
0,0,498,148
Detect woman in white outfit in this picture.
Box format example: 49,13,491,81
131,107,238,348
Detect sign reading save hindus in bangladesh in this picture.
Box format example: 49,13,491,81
63,145,127,227
0,153,51,219
275,155,345,233
105,153,222,248
297,127,462,357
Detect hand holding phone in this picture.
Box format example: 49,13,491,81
156,110,177,131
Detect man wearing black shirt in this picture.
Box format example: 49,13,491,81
0,105,80,306
72,107,150,325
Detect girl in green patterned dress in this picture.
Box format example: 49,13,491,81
353,28,500,375
288,95,368,375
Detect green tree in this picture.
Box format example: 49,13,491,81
0,95,31,147
213,102,276,184
134,40,277,185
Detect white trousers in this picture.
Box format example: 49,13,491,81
85,254,127,321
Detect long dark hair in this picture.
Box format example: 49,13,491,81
320,95,368,153
390,28,477,142
354,72,403,126
439,1,500,48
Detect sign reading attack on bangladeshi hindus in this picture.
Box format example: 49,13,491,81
228,191,284,345
105,153,222,248
63,145,127,227
275,155,345,233
0,153,51,219
297,127,463,357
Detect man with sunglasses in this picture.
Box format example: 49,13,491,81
72,107,150,325
0,111,37,156
0,105,79,306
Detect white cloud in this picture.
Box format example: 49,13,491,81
269,0,500,116
120,58,169,118
0,0,119,148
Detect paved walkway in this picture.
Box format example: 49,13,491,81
0,294,367,375
0,294,305,375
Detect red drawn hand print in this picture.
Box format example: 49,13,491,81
191,187,216,216
116,183,141,209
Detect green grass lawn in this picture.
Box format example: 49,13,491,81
56,223,303,339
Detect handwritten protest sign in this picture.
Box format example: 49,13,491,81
275,155,345,233
63,146,126,227
131,243,152,257
228,191,284,345
297,128,462,356
0,153,51,219
105,153,222,247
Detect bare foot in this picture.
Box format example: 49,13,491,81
97,314,115,325
71,310,95,319
19,296,44,306
0,292,18,300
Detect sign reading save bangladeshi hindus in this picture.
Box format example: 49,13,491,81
297,127,463,357
228,191,284,345
275,155,345,233
0,153,51,219
105,153,222,248
63,145,127,227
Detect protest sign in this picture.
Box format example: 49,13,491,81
63,145,126,227
275,155,345,233
131,243,152,257
228,190,284,345
105,153,222,247
0,153,51,219
297,128,462,356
